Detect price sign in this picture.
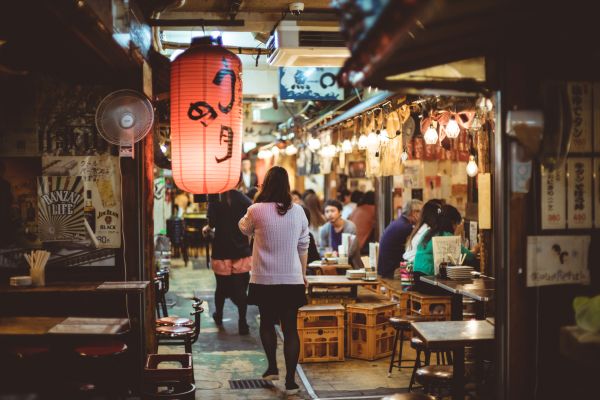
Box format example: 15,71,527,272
541,165,567,229
567,157,592,229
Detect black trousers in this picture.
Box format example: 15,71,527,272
214,272,250,322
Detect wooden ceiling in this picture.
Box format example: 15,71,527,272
174,0,332,13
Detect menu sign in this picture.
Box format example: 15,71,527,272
541,165,567,229
567,82,593,153
567,158,592,229
37,176,85,241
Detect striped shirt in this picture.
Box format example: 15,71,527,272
239,202,309,285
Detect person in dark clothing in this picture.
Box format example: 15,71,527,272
377,199,423,278
301,205,321,266
0,161,14,247
203,189,253,335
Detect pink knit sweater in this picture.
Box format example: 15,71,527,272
239,202,309,285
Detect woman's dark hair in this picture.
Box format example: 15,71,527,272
304,193,326,226
292,190,302,198
406,199,443,249
350,190,363,203
338,189,351,202
358,191,375,206
302,205,311,225
421,204,463,247
302,189,316,201
254,166,292,215
324,199,343,212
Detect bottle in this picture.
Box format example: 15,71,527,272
84,189,95,232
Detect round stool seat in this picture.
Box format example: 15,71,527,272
415,365,453,382
10,345,50,358
389,315,426,330
382,393,436,400
410,337,424,350
156,316,193,327
156,325,193,337
74,340,128,357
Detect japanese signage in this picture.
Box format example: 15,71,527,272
42,156,121,248
526,235,590,287
567,158,592,229
37,176,85,242
279,67,344,100
567,82,593,153
541,165,567,229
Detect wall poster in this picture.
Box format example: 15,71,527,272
42,156,121,248
526,235,590,287
566,157,592,229
567,82,593,153
541,165,567,229
37,176,85,242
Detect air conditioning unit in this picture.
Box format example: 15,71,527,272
267,20,350,67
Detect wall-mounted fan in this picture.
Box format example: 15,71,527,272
95,89,154,158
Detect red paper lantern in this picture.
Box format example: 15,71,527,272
171,36,243,194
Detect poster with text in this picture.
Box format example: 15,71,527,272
567,157,592,229
42,156,121,248
526,235,590,287
279,67,344,100
541,165,567,229
567,82,593,153
37,176,85,241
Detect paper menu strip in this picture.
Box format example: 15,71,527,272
541,165,567,230
567,157,592,229
478,173,492,229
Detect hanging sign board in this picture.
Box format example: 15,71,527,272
567,157,592,229
42,156,122,248
279,67,344,100
541,165,567,229
526,235,590,287
37,176,85,242
567,82,593,153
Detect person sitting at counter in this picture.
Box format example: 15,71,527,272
402,199,443,264
318,199,364,269
377,199,423,278
413,204,478,293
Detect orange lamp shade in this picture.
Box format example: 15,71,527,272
171,36,243,194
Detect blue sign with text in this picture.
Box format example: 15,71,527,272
279,67,344,100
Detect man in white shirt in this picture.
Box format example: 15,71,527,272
238,159,257,195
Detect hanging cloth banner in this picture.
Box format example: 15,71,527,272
42,156,122,248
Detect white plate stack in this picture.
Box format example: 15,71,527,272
346,269,365,280
446,266,474,280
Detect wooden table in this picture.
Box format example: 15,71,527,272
0,281,149,293
0,316,130,336
419,276,495,320
306,275,379,298
412,320,495,400
307,262,352,275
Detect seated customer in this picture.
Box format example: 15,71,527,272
402,199,443,263
301,205,321,265
377,199,423,278
319,199,364,269
413,204,477,293
349,191,376,254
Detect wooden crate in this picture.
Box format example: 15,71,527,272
408,291,451,318
346,302,397,360
298,305,345,362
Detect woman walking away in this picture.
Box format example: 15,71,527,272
239,166,309,396
203,189,253,335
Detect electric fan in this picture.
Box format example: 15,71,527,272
95,89,155,158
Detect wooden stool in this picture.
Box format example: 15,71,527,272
157,301,203,353
415,365,453,398
387,316,426,376
143,353,196,399
4,345,52,391
72,339,129,395
408,337,453,392
156,298,203,327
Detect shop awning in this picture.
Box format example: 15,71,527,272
320,90,395,130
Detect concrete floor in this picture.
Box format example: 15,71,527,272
161,256,418,399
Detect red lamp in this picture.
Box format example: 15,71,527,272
170,36,243,194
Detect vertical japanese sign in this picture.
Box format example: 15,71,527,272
42,156,121,248
541,165,567,229
567,82,593,153
37,176,85,241
567,157,592,229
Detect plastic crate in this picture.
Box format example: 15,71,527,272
346,302,397,326
408,291,451,318
298,305,345,363
346,302,397,360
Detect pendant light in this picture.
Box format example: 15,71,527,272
367,130,380,152
446,115,460,139
342,139,353,153
424,124,438,144
285,144,298,155
358,134,368,150
466,155,479,177
270,146,280,157
308,137,321,151
401,148,409,163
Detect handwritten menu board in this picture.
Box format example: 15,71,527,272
541,165,567,229
567,158,592,229
567,82,593,153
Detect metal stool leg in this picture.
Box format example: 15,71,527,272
387,329,400,377
408,347,422,392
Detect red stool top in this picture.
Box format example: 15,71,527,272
10,345,51,358
156,325,193,336
74,340,128,357
156,316,193,326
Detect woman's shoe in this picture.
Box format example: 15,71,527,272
262,368,279,381
212,312,223,326
285,381,300,395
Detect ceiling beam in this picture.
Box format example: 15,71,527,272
149,18,245,27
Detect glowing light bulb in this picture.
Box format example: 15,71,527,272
466,155,479,177
321,144,336,158
285,144,298,155
271,146,280,156
258,149,272,159
401,150,409,163
358,134,368,150
424,124,438,144
446,116,460,139
342,139,353,153
379,129,390,144
351,135,358,148
367,131,380,152
308,137,321,151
